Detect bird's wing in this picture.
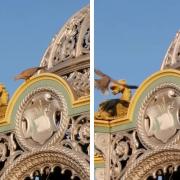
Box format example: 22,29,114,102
94,69,117,92
14,67,40,81
95,69,120,84
95,69,111,78
94,69,139,92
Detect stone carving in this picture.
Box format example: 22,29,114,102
121,148,180,180
0,84,8,121
161,31,180,70
146,166,176,180
0,85,90,179
95,133,110,159
81,27,90,54
0,132,23,176
40,6,90,69
137,83,180,149
53,20,80,62
15,87,68,150
1,147,89,180
0,5,90,179
95,133,111,180
60,113,90,161
95,168,105,180
63,68,90,97
110,131,146,179
24,166,81,180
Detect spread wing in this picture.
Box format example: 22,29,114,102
95,69,111,78
95,69,112,94
95,69,139,94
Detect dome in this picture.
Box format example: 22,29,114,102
40,5,90,71
40,5,90,98
161,31,180,70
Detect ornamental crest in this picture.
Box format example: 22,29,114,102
137,83,180,149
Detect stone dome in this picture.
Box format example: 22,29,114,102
40,5,90,72
40,5,90,98
161,31,180,70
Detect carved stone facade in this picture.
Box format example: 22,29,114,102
0,5,89,180
161,31,180,70
95,32,180,180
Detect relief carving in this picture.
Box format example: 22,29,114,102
137,83,180,149
0,84,8,122
15,87,68,150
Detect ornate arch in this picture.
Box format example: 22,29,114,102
1,147,89,180
122,148,180,180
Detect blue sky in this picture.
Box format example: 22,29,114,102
0,0,89,97
95,0,180,109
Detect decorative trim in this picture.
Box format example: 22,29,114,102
1,147,89,180
122,148,180,180
94,155,105,166
94,116,128,128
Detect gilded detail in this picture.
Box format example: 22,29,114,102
0,84,8,122
95,80,132,120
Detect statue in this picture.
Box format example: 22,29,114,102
94,70,138,120
0,84,9,120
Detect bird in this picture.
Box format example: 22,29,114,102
95,69,138,94
14,66,47,81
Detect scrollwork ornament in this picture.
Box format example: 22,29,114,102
15,87,68,150
60,113,90,162
0,132,23,176
110,131,145,180
137,83,180,149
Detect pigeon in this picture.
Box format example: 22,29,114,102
14,66,46,81
95,69,138,94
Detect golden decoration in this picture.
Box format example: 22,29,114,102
0,84,9,122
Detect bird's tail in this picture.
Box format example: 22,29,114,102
126,85,139,89
14,74,22,81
